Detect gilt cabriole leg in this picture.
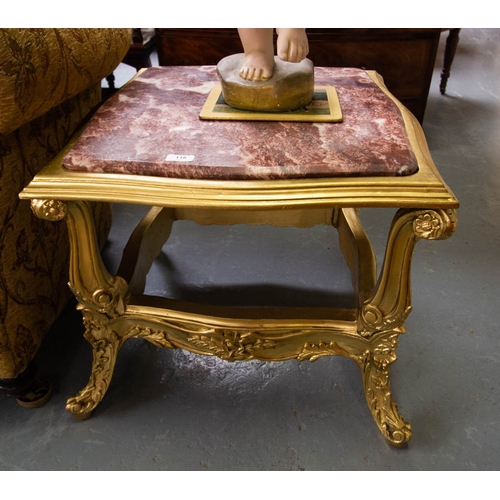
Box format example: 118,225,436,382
32,199,129,419
117,206,176,295
355,331,412,446
66,323,124,420
359,208,458,337
356,208,458,446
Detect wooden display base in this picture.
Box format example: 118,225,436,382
200,85,342,123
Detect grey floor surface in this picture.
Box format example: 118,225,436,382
1,28,499,471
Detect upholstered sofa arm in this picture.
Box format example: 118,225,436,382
0,28,131,135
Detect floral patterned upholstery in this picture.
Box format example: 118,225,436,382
0,28,131,381
0,29,131,134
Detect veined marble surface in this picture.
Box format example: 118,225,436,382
64,66,418,180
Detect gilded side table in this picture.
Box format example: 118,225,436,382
20,67,459,446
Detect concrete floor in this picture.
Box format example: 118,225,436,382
1,28,499,471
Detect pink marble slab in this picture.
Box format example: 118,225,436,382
63,66,418,180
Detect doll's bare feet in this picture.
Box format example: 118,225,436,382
239,50,275,81
276,28,309,63
237,28,275,81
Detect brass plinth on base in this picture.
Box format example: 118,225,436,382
20,69,459,448
217,54,314,112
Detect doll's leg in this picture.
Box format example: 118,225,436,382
238,28,275,81
276,28,309,63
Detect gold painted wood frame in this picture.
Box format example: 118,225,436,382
20,72,459,447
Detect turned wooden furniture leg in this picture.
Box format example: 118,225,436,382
105,73,116,91
440,29,461,95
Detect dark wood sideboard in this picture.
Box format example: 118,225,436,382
156,28,442,123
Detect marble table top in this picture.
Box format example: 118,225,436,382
63,66,418,180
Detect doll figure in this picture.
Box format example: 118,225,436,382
237,28,309,81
